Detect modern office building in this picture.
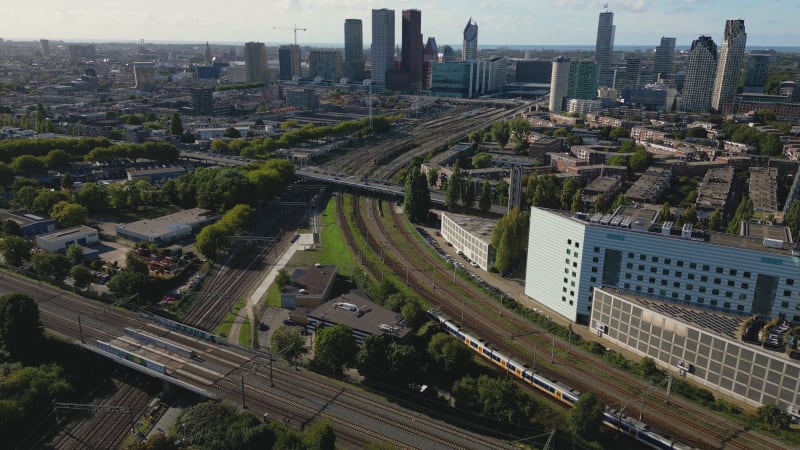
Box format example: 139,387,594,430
682,36,718,113
285,88,319,110
344,19,365,81
591,287,800,412
371,8,395,85
401,9,424,91
278,45,301,81
624,57,641,88
39,39,50,57
462,17,478,61
594,11,616,87
430,59,505,99
190,86,215,115
567,60,598,100
744,52,771,94
653,37,676,78
309,49,343,82
549,56,571,112
440,212,495,270
712,19,747,111
525,206,800,324
244,41,268,83
515,60,552,83
132,62,156,90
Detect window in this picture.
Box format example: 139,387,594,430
571,281,576,287
649,277,656,283
781,301,789,308
662,269,670,275
699,287,706,293
625,273,632,279
712,289,720,295
687,285,694,291
741,283,749,289
714,278,721,285
572,272,576,277
672,292,679,299
575,242,580,248
566,249,571,256
639,265,645,271
591,267,598,273
635,285,642,292
702,264,710,271
569,300,574,305
675,272,683,278
690,262,697,269
727,280,735,287
697,298,705,304
787,279,795,286
710,299,718,306
725,291,733,298
573,262,578,268
564,277,569,283
647,287,654,294
784,290,792,297
567,239,572,245
665,258,672,265
652,256,659,263
563,287,567,293
677,261,684,267
684,294,691,301
636,275,644,281
640,254,646,261
569,290,574,296
565,258,570,264
688,273,695,280
661,279,668,286
650,267,657,273
628,252,634,258
716,267,723,274
673,282,680,288
736,305,744,311
624,283,631,289
594,246,600,253
591,277,597,283
565,268,570,274
700,275,708,282
743,272,751,278
562,296,566,302
574,252,580,258
723,302,731,309
592,257,599,263
739,294,747,300
626,263,634,269
729,269,737,276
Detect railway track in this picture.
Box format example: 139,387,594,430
340,194,786,450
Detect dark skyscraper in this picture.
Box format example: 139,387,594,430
594,11,615,87
278,45,300,80
371,8,395,84
401,9,423,89
344,19,364,81
462,17,478,61
654,37,676,78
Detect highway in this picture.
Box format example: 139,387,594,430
2,273,512,449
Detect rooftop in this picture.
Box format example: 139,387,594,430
442,211,496,242
285,265,337,297
116,208,216,239
307,290,411,340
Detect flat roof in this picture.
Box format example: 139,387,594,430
442,211,496,241
307,290,411,340
285,265,337,296
116,208,216,238
0,209,51,226
602,288,746,341
37,225,97,241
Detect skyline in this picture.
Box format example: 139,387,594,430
1,1,799,48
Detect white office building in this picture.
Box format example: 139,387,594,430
441,212,495,270
526,206,800,324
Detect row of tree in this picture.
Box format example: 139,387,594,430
194,204,254,261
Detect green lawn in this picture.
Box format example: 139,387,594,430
285,196,356,277
214,296,246,336
238,317,251,348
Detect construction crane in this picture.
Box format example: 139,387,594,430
273,24,307,46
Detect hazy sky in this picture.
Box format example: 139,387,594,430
1,0,798,48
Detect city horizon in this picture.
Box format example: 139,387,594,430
1,0,798,49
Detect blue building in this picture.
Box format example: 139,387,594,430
0,210,56,238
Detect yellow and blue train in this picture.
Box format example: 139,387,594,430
428,309,696,450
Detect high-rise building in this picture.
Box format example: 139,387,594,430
402,9,423,90
594,11,615,87
682,36,718,112
205,42,212,65
508,165,523,211
549,56,571,112
624,57,642,88
743,52,772,94
191,86,215,115
132,62,156,90
344,19,365,81
39,39,50,57
309,49,343,81
371,8,395,85
67,44,96,64
653,37,676,78
712,19,747,110
423,37,439,90
278,45,301,80
244,41,268,83
567,60,598,100
462,17,478,62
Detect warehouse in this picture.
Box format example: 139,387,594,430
116,208,220,244
36,226,99,253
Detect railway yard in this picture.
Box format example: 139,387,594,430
7,101,795,449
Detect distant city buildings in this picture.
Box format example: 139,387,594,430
462,18,478,62
308,49,343,82
594,11,616,87
67,44,95,64
132,62,156,91
344,19,365,81
549,56,570,112
682,35,718,112
278,45,301,81
653,36,676,78
711,19,747,111
401,9,424,92
371,8,395,85
244,41,268,83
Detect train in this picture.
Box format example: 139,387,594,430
427,309,697,450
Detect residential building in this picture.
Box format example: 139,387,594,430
278,45,301,80
309,49,343,82
695,167,734,219
462,17,478,61
549,56,570,112
244,41,268,83
568,99,602,116
749,167,778,215
371,8,395,84
653,37,676,78
401,9,424,91
744,52,771,94
525,205,800,324
344,19,365,81
712,19,747,111
595,11,616,87
682,36,718,113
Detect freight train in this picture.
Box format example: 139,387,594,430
427,309,696,450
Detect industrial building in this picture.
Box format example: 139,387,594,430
36,226,99,253
0,210,56,237
525,206,800,324
281,264,337,308
115,208,219,244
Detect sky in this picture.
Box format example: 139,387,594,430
1,0,798,48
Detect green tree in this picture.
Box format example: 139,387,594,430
356,334,391,381
708,208,723,231
0,163,14,187
560,178,579,210
0,293,43,359
107,270,154,299
727,197,753,234
70,265,94,288
444,160,461,211
785,201,800,241
275,268,291,289
493,229,512,273
593,194,605,213
570,391,606,440
400,301,425,329
313,324,357,375
50,201,88,228
61,173,74,190
629,146,653,172
403,166,430,223
270,326,308,367
303,419,337,450
169,112,183,136
224,127,241,138
76,182,109,212
11,155,47,177
32,190,68,215
471,152,491,169
16,186,39,211
427,333,472,376
607,154,628,167
0,236,31,266
491,121,510,148
0,219,21,237
66,243,84,265
681,204,698,226
126,252,150,274
452,375,479,408
571,189,584,212
754,403,792,431
462,176,475,208
609,126,629,140
195,224,230,261
531,175,558,208
478,179,492,212
686,127,708,139
659,202,672,222
30,252,72,281
426,168,438,187
43,149,72,170
508,117,531,147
